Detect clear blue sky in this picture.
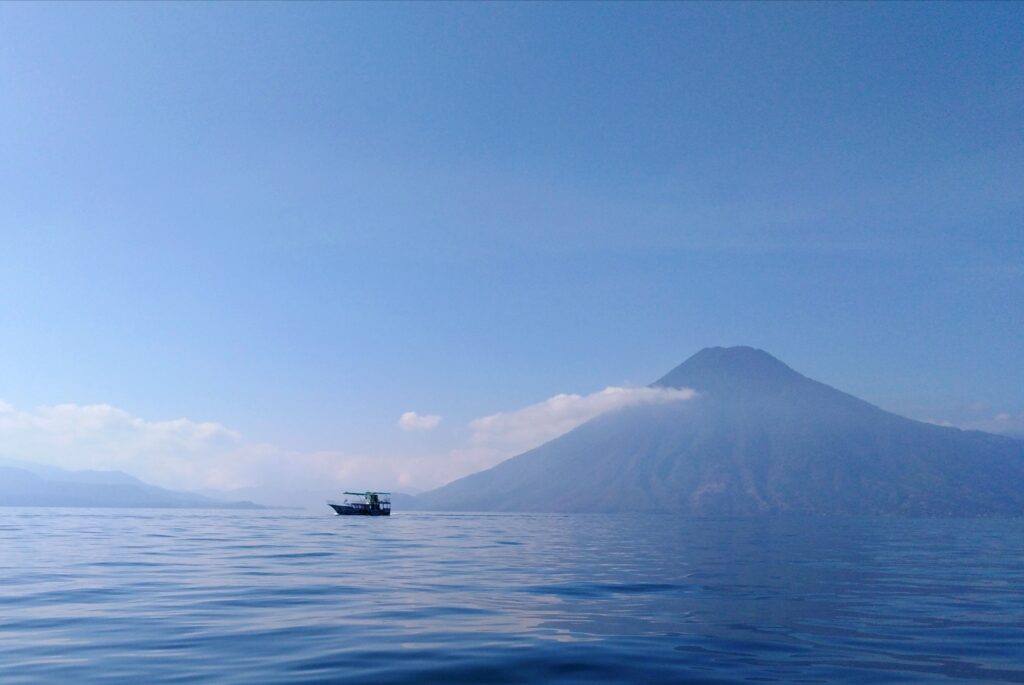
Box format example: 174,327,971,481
0,3,1021,491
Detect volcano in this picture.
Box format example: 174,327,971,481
416,347,1024,516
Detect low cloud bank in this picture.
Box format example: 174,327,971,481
0,385,696,506
0,400,245,490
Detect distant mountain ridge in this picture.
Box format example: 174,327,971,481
0,458,262,509
416,347,1024,516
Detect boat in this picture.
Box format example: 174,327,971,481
328,491,391,516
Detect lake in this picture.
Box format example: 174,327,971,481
1,509,1022,683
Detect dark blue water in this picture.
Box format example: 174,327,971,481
1,509,1022,684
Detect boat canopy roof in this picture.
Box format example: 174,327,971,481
344,491,391,496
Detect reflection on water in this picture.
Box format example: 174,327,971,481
1,509,1022,683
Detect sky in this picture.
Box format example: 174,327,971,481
1,2,1021,502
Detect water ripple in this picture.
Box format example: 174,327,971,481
0,509,1022,683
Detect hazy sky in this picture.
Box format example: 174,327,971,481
1,3,1021,499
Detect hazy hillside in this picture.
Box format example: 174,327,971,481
416,347,1024,516
0,459,262,509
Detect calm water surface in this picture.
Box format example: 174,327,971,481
1,509,1022,683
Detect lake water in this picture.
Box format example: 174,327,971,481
1,509,1022,684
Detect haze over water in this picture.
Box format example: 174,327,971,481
2,509,1022,684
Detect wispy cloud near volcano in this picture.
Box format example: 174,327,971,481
459,386,697,469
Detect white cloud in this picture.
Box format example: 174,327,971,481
0,399,472,501
0,401,245,489
398,411,442,431
454,386,697,475
0,399,426,501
